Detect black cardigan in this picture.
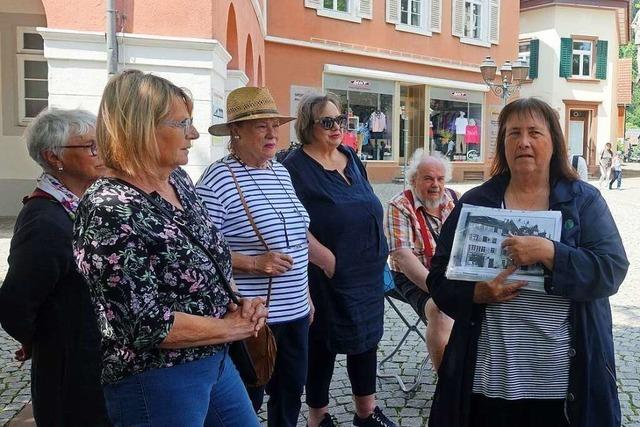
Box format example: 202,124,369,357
0,196,109,426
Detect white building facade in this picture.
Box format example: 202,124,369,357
519,0,630,173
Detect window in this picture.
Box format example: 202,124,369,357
400,0,421,27
463,0,483,39
17,28,48,124
572,40,593,78
323,0,348,12
306,0,371,23
518,40,530,65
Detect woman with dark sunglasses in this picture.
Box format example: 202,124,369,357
282,93,397,427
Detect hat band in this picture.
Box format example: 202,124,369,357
230,108,281,121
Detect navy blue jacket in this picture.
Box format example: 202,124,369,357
427,174,628,427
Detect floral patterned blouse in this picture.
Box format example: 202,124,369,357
73,168,232,385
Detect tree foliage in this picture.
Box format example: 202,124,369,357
622,4,640,129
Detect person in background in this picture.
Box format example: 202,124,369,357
609,151,623,190
283,92,397,427
599,142,614,187
568,149,588,182
73,69,267,426
427,98,628,427
197,86,312,427
0,108,110,426
384,150,458,371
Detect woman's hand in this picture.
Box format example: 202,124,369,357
502,234,555,270
14,345,31,363
253,252,293,276
473,266,527,304
226,297,268,338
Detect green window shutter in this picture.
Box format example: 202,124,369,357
559,37,572,78
595,40,608,80
529,39,539,79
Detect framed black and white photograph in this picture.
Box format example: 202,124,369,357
446,204,562,291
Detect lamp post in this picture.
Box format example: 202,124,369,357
479,56,529,105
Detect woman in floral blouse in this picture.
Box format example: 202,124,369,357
73,69,267,426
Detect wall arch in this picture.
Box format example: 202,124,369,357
226,3,239,69
245,35,254,85
257,56,263,87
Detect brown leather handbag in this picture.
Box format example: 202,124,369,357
225,164,277,388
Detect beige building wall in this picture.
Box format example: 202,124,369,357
0,0,47,215
520,5,621,168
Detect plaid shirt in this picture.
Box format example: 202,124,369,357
384,188,457,272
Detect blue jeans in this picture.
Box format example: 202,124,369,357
247,316,309,427
103,350,259,427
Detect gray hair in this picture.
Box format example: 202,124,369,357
407,149,452,187
295,92,341,145
25,108,97,172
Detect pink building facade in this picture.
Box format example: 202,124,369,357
0,0,265,214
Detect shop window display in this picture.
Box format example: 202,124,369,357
330,88,393,160
429,90,483,162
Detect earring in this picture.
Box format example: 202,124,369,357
233,135,240,140
58,166,63,172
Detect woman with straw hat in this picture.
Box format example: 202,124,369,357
197,87,332,427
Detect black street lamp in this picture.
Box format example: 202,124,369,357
480,56,529,105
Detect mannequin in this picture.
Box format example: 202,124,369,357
454,111,468,156
369,109,387,160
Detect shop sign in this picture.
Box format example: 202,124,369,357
212,97,224,119
451,91,468,100
348,79,371,90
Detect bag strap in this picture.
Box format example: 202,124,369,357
224,163,273,307
111,178,240,306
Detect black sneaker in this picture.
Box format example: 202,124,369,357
308,413,338,427
352,406,397,427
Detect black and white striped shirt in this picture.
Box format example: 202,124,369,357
196,156,310,324
472,288,571,399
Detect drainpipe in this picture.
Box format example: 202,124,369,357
106,0,118,76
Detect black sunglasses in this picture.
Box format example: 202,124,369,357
314,115,347,130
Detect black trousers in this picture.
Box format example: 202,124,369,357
247,316,309,427
305,337,377,408
470,393,570,427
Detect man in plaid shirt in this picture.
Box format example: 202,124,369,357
384,150,459,371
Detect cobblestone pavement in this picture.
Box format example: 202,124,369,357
1,176,640,426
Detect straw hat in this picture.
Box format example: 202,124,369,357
208,87,295,136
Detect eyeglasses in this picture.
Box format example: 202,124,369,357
314,115,347,130
161,118,195,137
59,139,98,157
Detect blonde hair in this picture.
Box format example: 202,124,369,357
96,69,193,177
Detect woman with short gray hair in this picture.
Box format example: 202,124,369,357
0,108,109,426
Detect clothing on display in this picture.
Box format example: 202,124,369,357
465,122,480,145
454,113,468,135
369,111,386,133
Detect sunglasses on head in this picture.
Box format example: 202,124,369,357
314,115,347,130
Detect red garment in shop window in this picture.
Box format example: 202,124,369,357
342,132,358,150
465,125,480,144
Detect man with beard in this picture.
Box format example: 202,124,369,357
384,150,459,371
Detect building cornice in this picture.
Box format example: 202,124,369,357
38,28,232,61
265,35,484,74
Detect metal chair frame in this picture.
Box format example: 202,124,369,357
376,291,430,393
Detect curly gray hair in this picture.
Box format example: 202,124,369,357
25,108,96,172
407,149,452,187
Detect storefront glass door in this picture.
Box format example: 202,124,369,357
399,85,426,165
